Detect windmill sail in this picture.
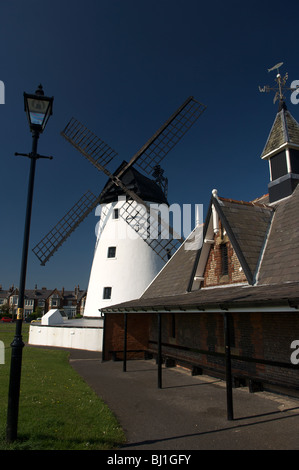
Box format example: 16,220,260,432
34,97,206,265
61,117,118,171
32,190,98,265
134,96,206,175
119,198,182,262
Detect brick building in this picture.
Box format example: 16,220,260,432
0,285,86,319
102,99,299,397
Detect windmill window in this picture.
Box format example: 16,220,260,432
113,208,119,219
220,243,229,276
107,246,116,258
103,287,112,300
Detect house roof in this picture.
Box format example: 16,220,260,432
212,195,274,285
0,289,14,299
24,288,56,300
261,101,299,159
62,289,86,302
257,184,299,284
141,224,203,300
102,182,299,313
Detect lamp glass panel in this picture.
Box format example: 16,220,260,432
27,97,50,127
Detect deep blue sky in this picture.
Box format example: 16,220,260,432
1,0,298,291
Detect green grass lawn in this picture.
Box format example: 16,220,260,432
0,323,126,450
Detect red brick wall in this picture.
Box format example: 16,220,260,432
203,226,247,287
104,310,299,392
103,313,151,360
148,311,299,391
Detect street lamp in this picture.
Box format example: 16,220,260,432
24,84,53,133
6,85,54,443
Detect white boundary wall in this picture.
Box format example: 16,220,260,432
29,322,103,351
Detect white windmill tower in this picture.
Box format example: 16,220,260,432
32,97,206,318
83,163,170,317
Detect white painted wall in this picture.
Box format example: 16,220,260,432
41,309,64,325
29,323,103,351
84,199,166,317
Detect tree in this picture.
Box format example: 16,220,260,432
0,302,12,317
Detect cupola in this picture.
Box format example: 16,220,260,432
261,100,299,203
259,63,299,203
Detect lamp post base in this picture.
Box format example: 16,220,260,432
6,328,25,442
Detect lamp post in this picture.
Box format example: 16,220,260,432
6,85,53,442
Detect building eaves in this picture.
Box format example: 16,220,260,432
102,281,299,313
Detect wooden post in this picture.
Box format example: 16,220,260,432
158,312,162,388
224,312,234,420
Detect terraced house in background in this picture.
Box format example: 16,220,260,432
0,284,86,319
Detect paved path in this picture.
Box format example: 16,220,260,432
69,349,299,450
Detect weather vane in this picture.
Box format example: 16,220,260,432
259,62,298,104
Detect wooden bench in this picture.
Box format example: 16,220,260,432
109,349,146,361
146,347,264,392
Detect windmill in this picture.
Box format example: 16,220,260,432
32,96,206,316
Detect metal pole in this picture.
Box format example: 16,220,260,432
6,130,39,442
158,313,162,389
123,312,127,372
224,312,234,420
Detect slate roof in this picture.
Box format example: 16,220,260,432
62,289,86,302
102,183,299,312
257,184,299,284
24,289,56,300
261,101,299,159
0,289,14,300
213,196,274,284
141,224,203,299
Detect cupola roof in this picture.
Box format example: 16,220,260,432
261,100,299,159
